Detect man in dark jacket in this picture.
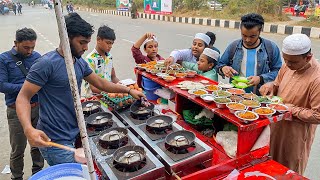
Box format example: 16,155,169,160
0,28,44,180
12,3,17,15
217,13,282,94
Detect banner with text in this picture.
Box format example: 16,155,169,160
144,0,172,15
116,0,129,11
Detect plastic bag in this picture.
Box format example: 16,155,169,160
216,131,238,158
195,108,214,120
154,88,176,99
182,109,213,126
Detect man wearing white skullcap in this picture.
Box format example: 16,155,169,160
260,33,320,174
164,33,211,66
182,48,220,81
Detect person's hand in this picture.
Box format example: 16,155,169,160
285,104,294,112
164,57,174,67
145,32,155,39
259,82,274,96
248,76,261,86
24,127,51,147
221,66,238,78
129,89,146,99
74,148,87,164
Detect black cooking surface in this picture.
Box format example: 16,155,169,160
105,155,156,180
156,141,205,162
139,124,178,141
123,111,153,125
92,135,134,156
83,107,103,118
86,121,118,137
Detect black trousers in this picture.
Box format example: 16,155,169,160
7,106,44,180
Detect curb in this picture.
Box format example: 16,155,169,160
79,7,320,39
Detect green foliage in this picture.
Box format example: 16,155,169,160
71,0,288,19
184,0,207,10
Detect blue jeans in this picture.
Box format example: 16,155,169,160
39,142,76,166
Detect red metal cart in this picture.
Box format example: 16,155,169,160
135,68,307,180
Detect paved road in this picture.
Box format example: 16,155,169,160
0,6,319,179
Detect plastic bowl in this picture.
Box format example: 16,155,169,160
213,90,232,98
136,64,146,70
227,88,246,96
157,60,165,65
227,102,246,114
205,85,221,92
240,100,261,110
150,69,160,75
242,93,258,100
253,107,276,118
29,163,98,180
235,110,259,123
232,76,249,83
188,89,208,97
156,73,168,78
218,83,234,90
175,72,187,79
267,103,289,114
230,95,244,103
186,70,197,78
163,76,176,83
213,97,231,109
200,94,215,103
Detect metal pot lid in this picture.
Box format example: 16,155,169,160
119,151,143,164
149,119,169,128
83,102,100,112
169,135,189,147
165,130,195,147
100,130,126,141
135,107,151,114
90,115,111,125
130,100,154,114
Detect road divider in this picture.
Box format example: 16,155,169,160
77,7,320,39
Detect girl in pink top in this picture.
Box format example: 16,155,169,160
131,32,164,64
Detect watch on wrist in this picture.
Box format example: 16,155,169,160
259,75,264,84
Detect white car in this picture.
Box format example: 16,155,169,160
207,1,223,10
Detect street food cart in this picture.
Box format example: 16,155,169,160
81,61,307,179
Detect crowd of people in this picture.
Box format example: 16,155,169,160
0,1,22,15
0,11,319,180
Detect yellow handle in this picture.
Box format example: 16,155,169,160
172,171,181,180
46,141,76,152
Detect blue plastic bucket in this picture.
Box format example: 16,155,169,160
29,163,98,180
142,76,161,100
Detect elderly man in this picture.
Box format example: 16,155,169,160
260,34,320,174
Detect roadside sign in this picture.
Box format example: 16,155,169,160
144,0,172,15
